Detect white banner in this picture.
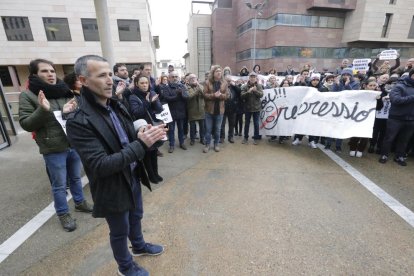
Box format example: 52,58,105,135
53,111,67,135
376,99,391,119
259,87,379,139
155,104,173,124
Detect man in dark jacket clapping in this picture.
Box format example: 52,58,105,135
67,55,166,276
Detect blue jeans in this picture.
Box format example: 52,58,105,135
168,119,184,147
326,138,343,148
105,179,145,273
244,111,260,140
43,149,84,215
190,119,205,141
205,113,223,146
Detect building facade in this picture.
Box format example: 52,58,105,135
201,0,414,75
0,0,157,97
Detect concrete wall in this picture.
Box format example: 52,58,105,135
187,14,211,77
0,0,155,66
343,0,414,43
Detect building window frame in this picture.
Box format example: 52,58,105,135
1,16,34,41
381,13,393,38
408,16,414,39
81,18,100,41
43,17,72,41
117,19,141,41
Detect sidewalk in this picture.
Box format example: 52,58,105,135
1,132,414,275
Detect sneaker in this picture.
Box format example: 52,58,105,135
228,137,234,143
278,138,284,144
238,133,242,136
356,151,363,158
132,243,164,257
349,151,356,157
117,262,149,276
200,139,205,145
156,150,164,157
269,136,277,142
168,146,174,153
242,139,248,144
155,175,163,182
324,144,331,150
190,140,195,146
253,139,258,145
214,145,220,152
379,155,388,164
393,156,407,166
309,141,317,149
203,146,210,153
291,138,301,146
58,213,76,232
180,144,187,150
219,138,224,144
335,146,342,153
75,200,93,213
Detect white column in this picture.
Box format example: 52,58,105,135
94,0,116,67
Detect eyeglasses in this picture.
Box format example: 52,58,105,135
171,76,179,78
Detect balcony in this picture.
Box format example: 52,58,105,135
307,0,356,11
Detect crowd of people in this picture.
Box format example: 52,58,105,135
18,54,414,276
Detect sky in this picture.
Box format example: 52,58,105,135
148,0,212,63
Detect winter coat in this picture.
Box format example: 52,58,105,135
19,90,71,154
389,77,414,121
128,88,163,122
163,82,189,120
203,81,229,115
241,82,263,112
187,84,205,121
225,84,241,115
66,87,150,218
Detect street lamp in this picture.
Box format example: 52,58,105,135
244,0,267,69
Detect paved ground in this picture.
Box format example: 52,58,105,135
1,130,414,275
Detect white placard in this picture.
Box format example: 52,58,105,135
259,87,379,139
379,49,398,60
352,58,371,71
376,99,391,119
53,111,67,135
155,104,173,124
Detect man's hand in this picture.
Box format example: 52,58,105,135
115,81,126,97
214,90,221,98
38,90,50,111
63,98,77,114
137,124,167,147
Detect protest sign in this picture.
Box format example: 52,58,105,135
53,111,67,135
379,49,398,60
155,104,173,124
259,87,378,139
352,58,371,71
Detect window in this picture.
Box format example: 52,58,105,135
389,0,397,4
381,13,393,38
43,17,71,41
117,19,141,41
81,18,99,41
408,16,414,39
0,66,15,86
1,16,33,41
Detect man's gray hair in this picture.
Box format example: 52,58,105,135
74,55,108,77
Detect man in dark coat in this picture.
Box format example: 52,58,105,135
66,55,166,276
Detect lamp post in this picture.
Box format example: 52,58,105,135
244,0,267,70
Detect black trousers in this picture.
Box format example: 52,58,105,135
235,113,244,134
370,118,387,149
143,150,159,181
380,119,414,158
220,112,236,139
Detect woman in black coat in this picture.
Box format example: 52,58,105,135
129,75,164,183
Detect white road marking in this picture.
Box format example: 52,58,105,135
318,144,414,228
0,176,89,264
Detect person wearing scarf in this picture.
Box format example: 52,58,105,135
379,69,414,166
19,59,92,232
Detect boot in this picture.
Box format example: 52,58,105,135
151,151,163,182
144,152,158,184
